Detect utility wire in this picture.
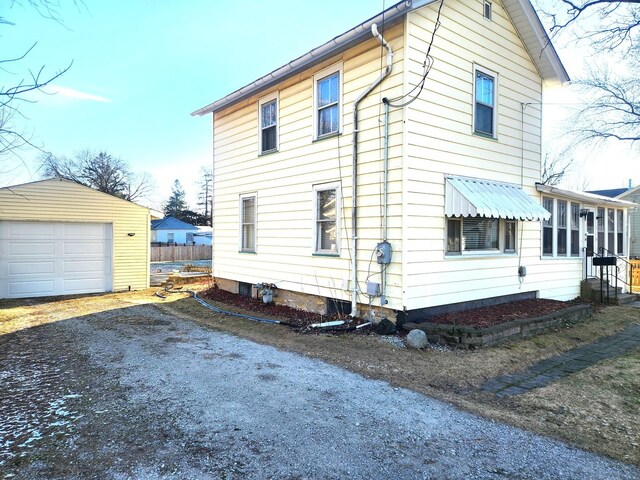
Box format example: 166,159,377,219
387,0,445,108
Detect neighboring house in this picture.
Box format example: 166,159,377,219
151,217,203,245
194,226,213,246
588,184,640,258
192,0,636,323
0,178,150,299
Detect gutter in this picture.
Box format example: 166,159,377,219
536,183,639,208
191,1,415,117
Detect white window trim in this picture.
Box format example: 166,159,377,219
445,216,516,257
483,0,492,20
313,182,341,255
616,209,625,255
312,63,343,140
472,64,498,139
239,192,257,253
258,91,279,154
541,196,585,260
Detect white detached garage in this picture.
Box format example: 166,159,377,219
0,179,150,299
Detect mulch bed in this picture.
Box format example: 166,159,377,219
198,286,369,332
426,299,582,329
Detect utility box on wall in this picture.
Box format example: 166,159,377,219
376,241,392,264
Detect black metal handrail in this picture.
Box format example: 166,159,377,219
598,247,633,291
584,247,634,304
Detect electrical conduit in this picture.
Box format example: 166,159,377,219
351,23,393,317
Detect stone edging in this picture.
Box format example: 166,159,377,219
402,304,592,348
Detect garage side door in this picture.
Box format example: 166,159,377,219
0,221,113,299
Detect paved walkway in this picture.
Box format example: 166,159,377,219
482,324,640,397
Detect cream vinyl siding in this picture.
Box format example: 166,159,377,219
212,22,406,308
402,0,565,309
0,179,149,293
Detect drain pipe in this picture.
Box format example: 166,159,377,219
351,23,393,317
380,97,391,308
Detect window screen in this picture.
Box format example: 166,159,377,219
570,203,580,256
316,188,337,252
557,200,567,256
317,73,339,137
241,196,256,251
475,71,495,136
260,99,277,153
607,209,615,254
617,210,624,254
543,197,553,256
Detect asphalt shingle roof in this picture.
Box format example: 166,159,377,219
586,188,629,198
151,217,196,230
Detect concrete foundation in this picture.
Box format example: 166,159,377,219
213,277,397,321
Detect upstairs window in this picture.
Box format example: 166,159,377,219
474,67,497,137
314,183,340,254
240,194,256,252
483,0,492,20
259,93,278,154
314,65,341,139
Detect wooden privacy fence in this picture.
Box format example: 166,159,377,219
631,259,640,293
151,245,212,262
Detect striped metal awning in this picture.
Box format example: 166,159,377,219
445,176,551,221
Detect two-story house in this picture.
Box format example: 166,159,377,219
193,0,635,324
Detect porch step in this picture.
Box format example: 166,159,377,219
616,293,637,305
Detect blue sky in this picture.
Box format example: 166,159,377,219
3,0,637,209
4,0,385,208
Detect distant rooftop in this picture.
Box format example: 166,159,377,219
585,188,630,199
151,217,196,230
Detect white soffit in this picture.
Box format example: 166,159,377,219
445,176,551,221
502,0,570,85
536,184,639,208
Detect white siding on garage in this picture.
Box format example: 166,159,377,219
0,179,149,297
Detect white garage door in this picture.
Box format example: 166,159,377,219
0,221,113,299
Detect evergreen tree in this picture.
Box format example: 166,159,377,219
164,179,187,218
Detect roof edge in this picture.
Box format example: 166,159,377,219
536,183,638,207
503,0,570,85
191,0,419,117
0,178,151,211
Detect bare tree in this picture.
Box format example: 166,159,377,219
571,65,640,145
540,0,640,51
196,166,213,226
1,1,76,167
540,148,575,185
40,150,153,201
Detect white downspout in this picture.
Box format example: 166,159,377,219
350,23,393,317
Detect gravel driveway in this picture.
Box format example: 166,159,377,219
1,299,638,479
